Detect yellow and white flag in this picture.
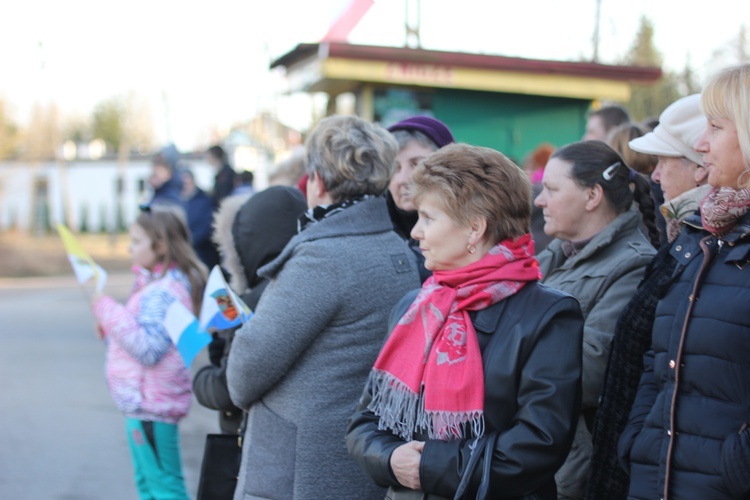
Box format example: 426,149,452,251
56,224,108,293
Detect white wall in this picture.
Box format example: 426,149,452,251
0,159,215,232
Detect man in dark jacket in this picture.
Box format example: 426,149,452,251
148,145,184,207
180,169,219,269
206,144,237,208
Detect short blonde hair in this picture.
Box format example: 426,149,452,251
702,63,750,186
411,143,531,245
305,115,398,202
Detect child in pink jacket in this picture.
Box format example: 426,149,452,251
93,205,206,499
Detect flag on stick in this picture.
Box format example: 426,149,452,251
199,266,253,332
56,223,107,292
163,299,212,366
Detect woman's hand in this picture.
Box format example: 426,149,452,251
390,440,425,490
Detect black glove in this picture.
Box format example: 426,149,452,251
208,333,226,367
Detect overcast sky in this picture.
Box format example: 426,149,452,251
1,0,747,151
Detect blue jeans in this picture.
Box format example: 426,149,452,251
125,418,189,500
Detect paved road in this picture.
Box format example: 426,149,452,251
0,274,218,499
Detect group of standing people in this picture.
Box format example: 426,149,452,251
91,62,750,500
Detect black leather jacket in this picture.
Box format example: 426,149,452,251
346,282,583,500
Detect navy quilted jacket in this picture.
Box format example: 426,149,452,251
618,212,750,499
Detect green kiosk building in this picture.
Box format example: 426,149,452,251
271,42,661,162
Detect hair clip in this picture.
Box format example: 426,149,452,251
602,162,621,181
139,203,152,213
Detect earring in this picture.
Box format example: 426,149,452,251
467,243,477,254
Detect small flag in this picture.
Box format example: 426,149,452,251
57,223,107,292
163,299,212,367
199,266,253,332
225,277,253,324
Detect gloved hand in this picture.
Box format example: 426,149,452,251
208,333,226,367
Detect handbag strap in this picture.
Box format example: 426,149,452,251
453,434,497,500
475,434,496,499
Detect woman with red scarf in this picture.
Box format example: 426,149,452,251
347,143,584,499
619,63,750,499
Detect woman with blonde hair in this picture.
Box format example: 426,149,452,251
347,143,583,499
586,93,708,500
619,63,750,499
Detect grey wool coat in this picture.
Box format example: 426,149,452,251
536,208,656,500
227,196,421,500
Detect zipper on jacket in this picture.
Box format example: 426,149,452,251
663,235,715,499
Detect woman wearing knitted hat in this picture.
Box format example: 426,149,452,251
619,63,750,499
387,116,455,282
585,94,708,500
347,143,583,499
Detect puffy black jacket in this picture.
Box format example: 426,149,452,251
346,282,583,500
619,212,750,499
192,186,307,434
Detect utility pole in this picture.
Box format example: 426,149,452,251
162,90,172,144
592,0,601,62
405,0,421,49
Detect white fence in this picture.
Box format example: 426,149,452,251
0,160,216,233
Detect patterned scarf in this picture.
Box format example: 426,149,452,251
661,184,712,242
700,187,750,235
366,235,540,441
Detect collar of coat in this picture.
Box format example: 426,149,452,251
682,209,750,244
546,207,643,270
258,196,393,279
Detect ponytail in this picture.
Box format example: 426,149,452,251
630,174,661,247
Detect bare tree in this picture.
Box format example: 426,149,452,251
620,16,681,121
91,93,155,155
19,101,61,161
0,98,20,160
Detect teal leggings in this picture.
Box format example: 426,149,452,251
125,418,189,500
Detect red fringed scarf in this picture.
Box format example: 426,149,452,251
701,187,750,235
366,235,540,440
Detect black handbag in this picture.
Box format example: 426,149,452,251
196,433,242,500
454,433,498,500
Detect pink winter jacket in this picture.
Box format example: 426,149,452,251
92,266,193,424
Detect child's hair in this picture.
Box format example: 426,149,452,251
135,204,207,312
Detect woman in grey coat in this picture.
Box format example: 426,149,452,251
533,141,660,499
227,115,421,500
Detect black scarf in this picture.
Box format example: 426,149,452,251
297,194,373,232
385,191,419,240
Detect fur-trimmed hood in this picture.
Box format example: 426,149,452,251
212,187,306,293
